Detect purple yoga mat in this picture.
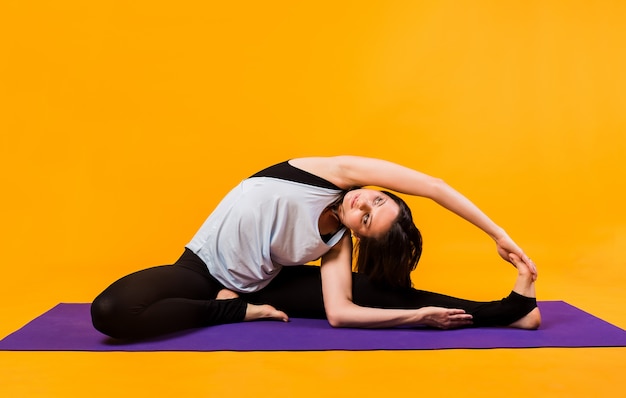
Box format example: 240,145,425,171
1,301,625,351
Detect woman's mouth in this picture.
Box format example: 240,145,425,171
351,193,360,209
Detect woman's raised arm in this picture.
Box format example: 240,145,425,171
291,156,537,278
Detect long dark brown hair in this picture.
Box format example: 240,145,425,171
353,191,422,288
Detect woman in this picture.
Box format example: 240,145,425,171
91,156,540,340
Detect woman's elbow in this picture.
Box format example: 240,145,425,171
327,316,349,328
325,309,351,328
430,176,447,190
426,177,450,199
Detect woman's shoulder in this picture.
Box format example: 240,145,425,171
288,157,353,189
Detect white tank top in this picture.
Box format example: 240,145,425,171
186,172,346,293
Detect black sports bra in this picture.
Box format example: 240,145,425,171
250,160,341,190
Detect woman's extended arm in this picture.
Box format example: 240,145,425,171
291,156,537,278
319,233,474,329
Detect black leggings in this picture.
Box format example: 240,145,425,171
91,249,537,340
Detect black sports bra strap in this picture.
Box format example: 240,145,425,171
250,161,341,190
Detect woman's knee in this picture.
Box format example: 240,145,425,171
90,292,132,338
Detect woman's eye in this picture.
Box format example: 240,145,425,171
362,214,370,224
374,198,381,205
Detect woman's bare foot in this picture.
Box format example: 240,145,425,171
508,254,541,329
216,289,288,322
244,303,289,322
510,254,536,298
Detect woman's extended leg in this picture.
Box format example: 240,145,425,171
244,257,540,329
90,249,247,339
352,254,539,328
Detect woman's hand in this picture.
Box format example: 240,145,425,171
417,307,474,329
495,234,538,280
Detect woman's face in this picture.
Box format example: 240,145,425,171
337,189,400,239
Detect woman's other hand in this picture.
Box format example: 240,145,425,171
417,307,474,329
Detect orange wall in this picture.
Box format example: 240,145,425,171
1,0,625,311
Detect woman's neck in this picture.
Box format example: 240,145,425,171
319,207,342,235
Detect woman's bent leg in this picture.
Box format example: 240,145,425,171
91,250,247,339
242,265,326,319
